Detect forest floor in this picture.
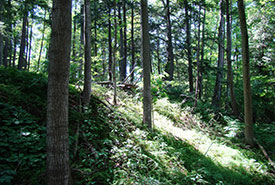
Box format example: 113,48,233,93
0,67,274,184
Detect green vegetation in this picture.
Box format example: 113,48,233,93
0,67,274,184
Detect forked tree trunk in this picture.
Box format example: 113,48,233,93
141,0,152,129
83,0,92,105
237,0,254,146
46,0,72,184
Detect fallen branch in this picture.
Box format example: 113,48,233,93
255,139,275,170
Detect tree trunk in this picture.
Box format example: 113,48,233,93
108,4,113,81
164,0,174,81
156,30,161,75
226,0,239,116
25,17,29,70
27,17,33,71
12,34,17,67
79,4,84,78
141,0,152,129
118,4,124,81
199,5,206,99
3,37,9,67
37,11,47,71
113,2,118,105
184,0,193,92
0,34,3,66
131,4,135,83
83,0,92,106
122,1,127,81
237,0,254,146
46,0,72,184
194,3,202,107
212,0,225,108
18,13,27,70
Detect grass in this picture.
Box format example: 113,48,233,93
0,67,274,184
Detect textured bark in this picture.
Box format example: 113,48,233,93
83,0,92,106
108,4,113,81
18,13,27,70
226,0,239,116
237,0,254,146
46,0,72,184
164,0,174,81
79,4,84,78
141,0,152,129
212,0,225,108
184,0,193,92
200,5,206,99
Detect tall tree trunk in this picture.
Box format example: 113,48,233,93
156,30,161,75
37,11,46,71
118,4,124,81
27,17,33,71
46,0,72,183
122,1,127,81
25,17,29,70
113,2,118,105
237,0,254,146
108,4,113,81
12,34,17,67
18,13,27,70
164,0,174,81
131,3,135,83
83,0,92,106
184,0,193,92
93,0,98,73
212,0,225,108
141,0,152,129
3,37,9,67
194,3,202,107
79,4,84,78
72,1,77,63
0,34,3,66
226,0,239,116
200,4,206,99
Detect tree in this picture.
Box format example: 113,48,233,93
46,0,72,183
212,0,225,108
226,0,239,116
141,0,152,129
18,13,27,70
184,0,193,92
83,0,92,106
237,0,254,146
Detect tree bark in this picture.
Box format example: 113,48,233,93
113,2,118,105
27,17,33,71
212,0,225,108
164,0,174,81
226,0,239,116
199,5,206,99
141,0,152,129
18,13,27,70
118,4,124,81
83,0,92,106
46,0,72,184
184,0,193,92
237,0,254,146
122,1,127,81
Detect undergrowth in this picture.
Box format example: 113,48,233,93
0,67,274,184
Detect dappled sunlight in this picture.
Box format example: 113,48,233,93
153,110,269,175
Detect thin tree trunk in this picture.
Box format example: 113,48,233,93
122,1,127,81
46,0,72,183
93,0,98,73
18,13,27,70
83,0,92,106
37,11,47,71
12,34,17,67
141,0,152,129
72,1,77,63
79,4,84,78
25,17,29,70
108,4,113,81
113,2,118,105
237,0,254,146
27,17,33,71
200,5,206,99
131,3,135,83
184,0,193,92
164,0,174,81
212,0,225,108
226,0,239,116
156,30,161,75
3,37,9,67
0,34,3,66
194,3,202,107
118,4,124,81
